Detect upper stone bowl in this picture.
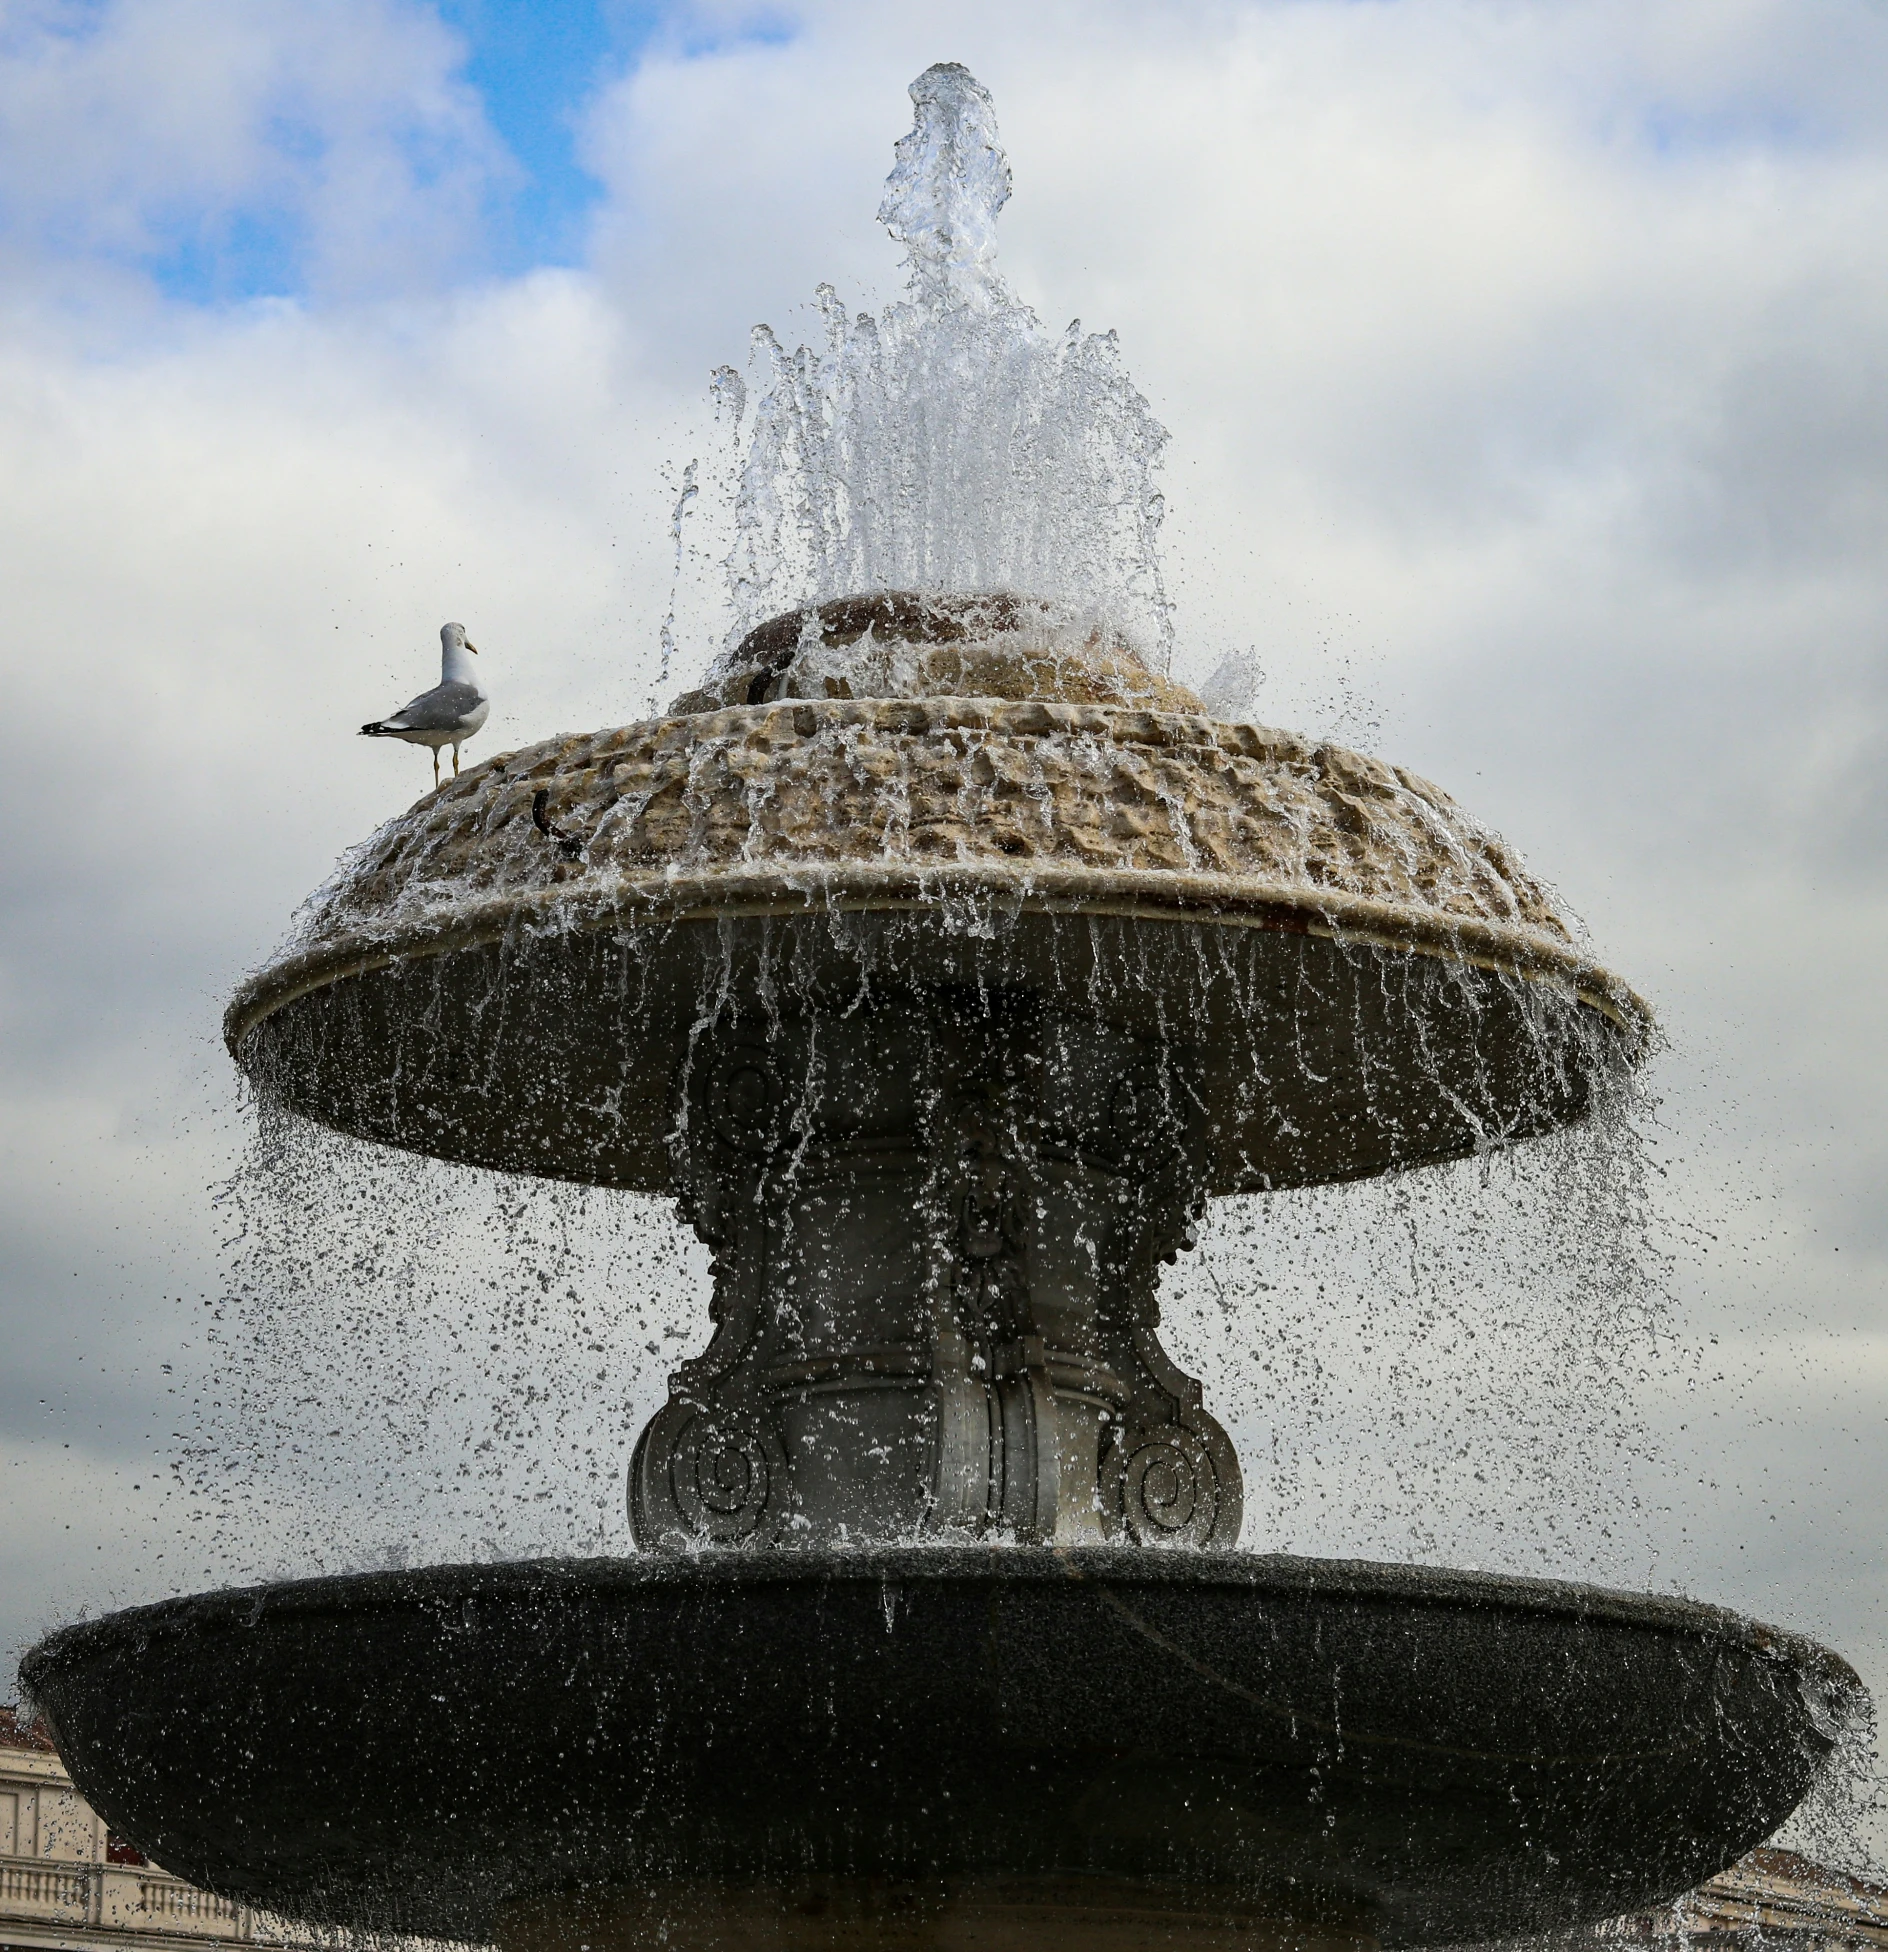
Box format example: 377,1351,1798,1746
228,592,1648,1193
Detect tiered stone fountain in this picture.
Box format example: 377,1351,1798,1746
21,62,1865,1952
23,590,1861,1952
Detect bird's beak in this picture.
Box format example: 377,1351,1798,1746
466,641,479,654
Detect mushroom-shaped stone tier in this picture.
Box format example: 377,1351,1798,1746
229,593,1648,1554
229,591,1645,1198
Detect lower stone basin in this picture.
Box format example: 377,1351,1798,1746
22,1550,1858,1948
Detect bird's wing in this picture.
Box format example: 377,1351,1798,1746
378,681,487,732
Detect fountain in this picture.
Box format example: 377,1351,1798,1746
22,61,1864,1952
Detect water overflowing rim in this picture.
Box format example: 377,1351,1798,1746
222,863,1652,1061
23,1547,1860,1706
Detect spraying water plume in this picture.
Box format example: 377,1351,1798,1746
710,61,1173,673
877,62,1012,308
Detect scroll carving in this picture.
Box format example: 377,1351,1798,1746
629,995,1242,1552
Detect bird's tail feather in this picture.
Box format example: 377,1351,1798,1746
360,722,387,736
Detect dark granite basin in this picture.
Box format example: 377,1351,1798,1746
233,900,1637,1199
22,1549,1858,1946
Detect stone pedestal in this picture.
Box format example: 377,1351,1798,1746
629,989,1241,1550
497,1881,1373,1952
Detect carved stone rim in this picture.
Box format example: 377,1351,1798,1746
26,1546,1860,1710
223,861,1652,1060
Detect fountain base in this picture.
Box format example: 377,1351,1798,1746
497,1878,1372,1952
22,1550,1856,1949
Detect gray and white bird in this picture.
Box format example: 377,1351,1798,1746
360,622,490,787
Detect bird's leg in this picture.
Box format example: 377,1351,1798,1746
432,748,441,789
452,743,461,778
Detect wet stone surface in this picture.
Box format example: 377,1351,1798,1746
634,990,1240,1550
23,1550,1861,1946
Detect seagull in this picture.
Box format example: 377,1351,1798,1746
360,623,490,787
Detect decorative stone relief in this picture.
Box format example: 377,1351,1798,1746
629,992,1242,1550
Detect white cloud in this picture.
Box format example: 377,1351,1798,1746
0,0,506,301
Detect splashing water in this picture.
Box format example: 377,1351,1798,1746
650,460,699,715
708,62,1173,673
182,1077,1673,1587
878,61,1013,310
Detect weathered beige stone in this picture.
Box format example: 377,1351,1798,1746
670,589,1205,716
284,697,1576,963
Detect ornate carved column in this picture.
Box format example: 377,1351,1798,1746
629,989,1242,1549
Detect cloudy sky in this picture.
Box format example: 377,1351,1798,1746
2,0,1886,1861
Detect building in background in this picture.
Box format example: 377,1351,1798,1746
1,1707,319,1952
1602,1849,1888,1952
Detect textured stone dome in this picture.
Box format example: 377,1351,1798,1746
669,589,1206,715
228,594,1647,1195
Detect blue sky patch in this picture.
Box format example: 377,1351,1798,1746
150,208,309,308
434,0,667,272
143,0,755,305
